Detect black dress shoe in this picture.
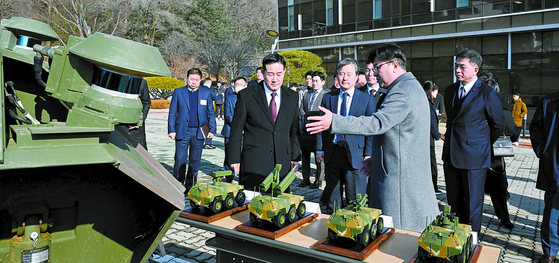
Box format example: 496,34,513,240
501,219,515,229
310,182,319,189
209,144,216,149
540,255,556,263
298,180,310,187
203,145,212,149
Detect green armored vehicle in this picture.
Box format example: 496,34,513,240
417,205,473,263
248,164,306,228
188,170,245,213
0,17,184,262
327,194,383,247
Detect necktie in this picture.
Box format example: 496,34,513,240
335,92,348,146
270,92,277,122
370,89,376,96
309,90,316,111
460,87,465,99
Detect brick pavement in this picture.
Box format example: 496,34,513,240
146,109,542,263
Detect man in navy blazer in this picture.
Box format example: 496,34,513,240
442,50,504,232
220,76,247,182
168,68,216,192
317,58,375,213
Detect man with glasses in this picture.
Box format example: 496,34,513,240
306,43,439,232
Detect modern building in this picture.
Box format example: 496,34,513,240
275,0,559,125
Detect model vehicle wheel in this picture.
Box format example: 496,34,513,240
249,212,258,223
328,229,338,240
235,191,246,206
417,246,429,262
377,217,384,236
296,203,306,218
287,207,297,223
224,195,234,210
274,212,287,228
189,199,198,209
464,235,473,262
210,199,222,214
358,226,370,246
455,238,470,263
370,223,377,239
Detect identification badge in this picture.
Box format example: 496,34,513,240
200,100,207,105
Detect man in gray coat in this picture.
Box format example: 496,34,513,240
307,43,439,232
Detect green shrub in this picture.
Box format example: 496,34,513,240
146,76,185,99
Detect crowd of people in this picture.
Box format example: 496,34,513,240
163,43,559,263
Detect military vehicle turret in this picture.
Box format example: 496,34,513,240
247,164,306,228
417,205,473,263
0,17,184,262
188,170,245,213
327,194,383,247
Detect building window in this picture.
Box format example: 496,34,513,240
374,0,383,19
327,0,335,26
457,0,469,8
289,6,295,31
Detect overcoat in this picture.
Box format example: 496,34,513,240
330,72,439,232
228,82,301,190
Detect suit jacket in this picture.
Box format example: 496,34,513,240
228,82,301,189
298,88,328,150
442,79,504,170
220,93,237,137
359,84,387,109
317,88,374,170
168,86,216,140
329,72,439,232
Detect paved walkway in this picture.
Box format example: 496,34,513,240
146,109,542,263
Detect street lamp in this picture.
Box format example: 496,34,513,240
266,30,279,54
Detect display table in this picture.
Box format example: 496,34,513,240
175,210,502,263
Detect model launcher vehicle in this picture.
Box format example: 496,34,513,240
327,194,384,247
248,164,306,228
188,170,246,213
417,205,473,263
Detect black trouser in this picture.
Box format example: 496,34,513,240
485,157,511,221
430,146,439,191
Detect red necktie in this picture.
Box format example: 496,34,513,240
270,92,277,122
460,87,465,99
370,89,376,96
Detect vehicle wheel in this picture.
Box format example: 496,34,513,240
377,217,384,235
296,203,306,218
189,199,198,209
464,235,473,262
417,247,429,262
210,199,222,214
235,191,246,206
224,195,234,210
370,223,378,239
274,212,287,228
455,239,469,263
287,207,297,223
358,226,370,247
249,212,258,223
328,229,338,240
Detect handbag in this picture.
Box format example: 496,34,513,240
493,135,515,157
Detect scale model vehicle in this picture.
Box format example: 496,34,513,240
417,205,473,263
0,17,184,262
188,170,245,213
247,164,306,228
327,194,383,247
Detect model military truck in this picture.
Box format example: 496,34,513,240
327,194,383,247
247,164,306,228
417,205,473,263
188,170,246,213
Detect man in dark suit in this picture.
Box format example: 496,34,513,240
317,58,375,213
128,78,151,150
298,71,328,188
247,67,264,88
362,55,388,108
442,50,504,232
229,54,301,191
202,78,223,150
168,68,217,192
215,81,225,120
220,76,247,182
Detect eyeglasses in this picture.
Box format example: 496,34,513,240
373,61,394,73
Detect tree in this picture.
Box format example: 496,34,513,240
250,50,326,86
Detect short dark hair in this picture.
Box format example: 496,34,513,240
187,68,202,78
358,71,365,76
369,43,407,70
305,70,314,78
256,67,264,73
234,76,247,85
478,71,493,83
262,54,286,71
289,83,298,88
312,71,326,81
202,78,212,87
456,49,482,68
335,58,360,76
